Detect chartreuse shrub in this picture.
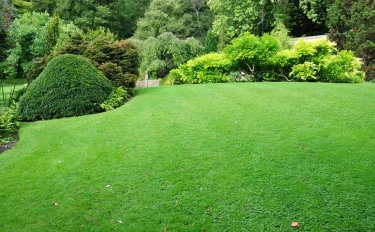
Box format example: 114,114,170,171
19,54,112,121
270,39,364,83
321,50,365,83
165,53,232,84
223,33,281,81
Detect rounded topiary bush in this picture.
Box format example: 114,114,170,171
19,54,113,121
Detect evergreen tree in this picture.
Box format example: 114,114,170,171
204,29,217,53
46,14,60,53
327,0,375,79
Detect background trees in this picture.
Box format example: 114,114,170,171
134,0,212,41
31,0,151,38
326,0,375,79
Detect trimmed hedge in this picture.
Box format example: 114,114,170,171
19,54,112,121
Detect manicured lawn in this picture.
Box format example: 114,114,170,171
1,83,375,231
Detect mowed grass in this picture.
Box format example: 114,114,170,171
1,83,375,231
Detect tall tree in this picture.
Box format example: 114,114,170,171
46,14,60,53
207,0,274,47
134,0,212,40
32,0,151,38
326,0,375,79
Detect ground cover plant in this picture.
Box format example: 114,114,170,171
1,83,375,231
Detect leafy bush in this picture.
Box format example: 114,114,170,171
162,69,183,85
290,62,318,81
18,54,112,121
100,87,129,111
223,33,280,81
269,39,352,82
0,104,19,142
321,51,365,83
168,53,233,84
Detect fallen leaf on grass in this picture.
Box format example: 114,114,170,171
118,220,123,224
165,181,169,185
52,202,59,206
291,222,299,228
87,218,92,222
145,173,150,177
105,184,111,188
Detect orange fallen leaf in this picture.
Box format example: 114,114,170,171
291,222,299,228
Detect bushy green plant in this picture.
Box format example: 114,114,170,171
0,104,19,142
18,54,112,121
162,69,183,85
223,33,280,81
28,33,140,89
100,87,129,111
270,39,337,81
321,51,365,83
172,52,233,84
290,62,318,81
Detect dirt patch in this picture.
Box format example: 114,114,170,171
0,139,18,154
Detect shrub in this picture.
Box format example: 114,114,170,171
18,54,112,121
162,69,183,85
27,33,140,90
0,104,19,142
100,87,129,111
321,50,365,83
290,62,318,81
223,33,280,81
270,39,338,81
175,53,233,84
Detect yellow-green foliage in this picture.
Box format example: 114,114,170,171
165,53,232,84
271,39,364,82
321,51,365,83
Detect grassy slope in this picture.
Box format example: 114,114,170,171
1,83,375,231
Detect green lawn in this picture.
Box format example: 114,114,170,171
1,83,375,231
